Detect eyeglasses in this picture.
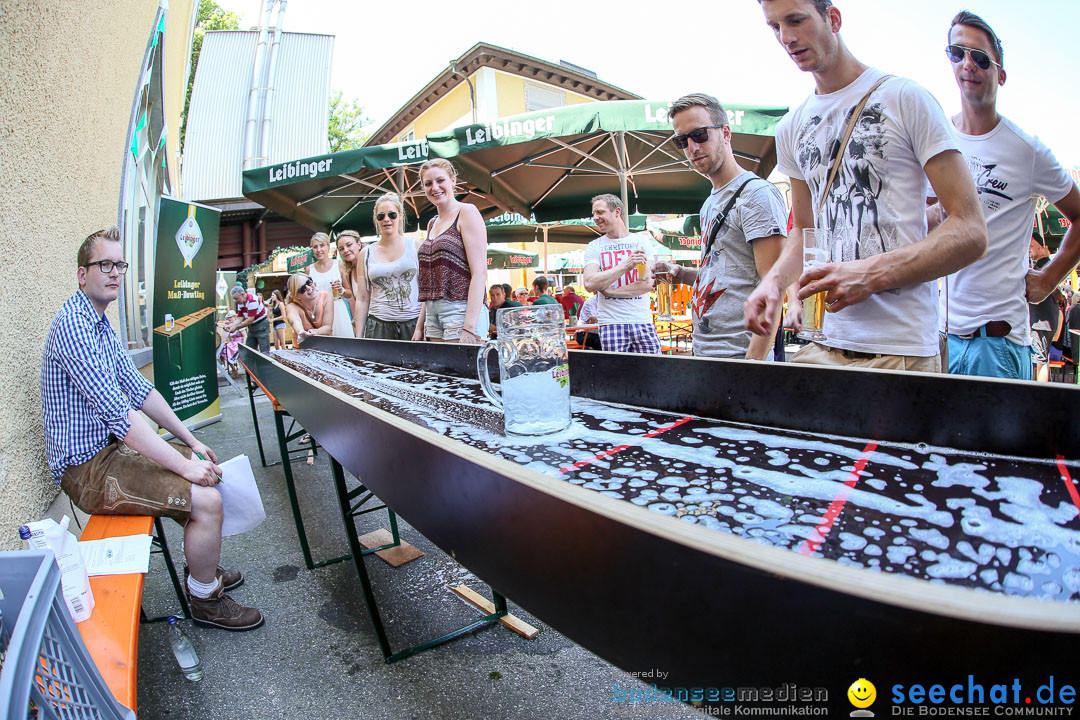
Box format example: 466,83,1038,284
84,260,130,274
301,278,314,293
671,125,724,150
376,212,398,221
945,44,1001,71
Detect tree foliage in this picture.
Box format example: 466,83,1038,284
328,91,371,153
180,0,241,152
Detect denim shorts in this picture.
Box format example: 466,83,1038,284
424,299,485,341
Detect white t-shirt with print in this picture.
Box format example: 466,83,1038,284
776,67,957,356
939,117,1074,346
583,231,655,325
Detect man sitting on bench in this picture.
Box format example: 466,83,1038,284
41,227,264,631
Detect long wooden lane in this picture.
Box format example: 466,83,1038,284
277,349,1080,603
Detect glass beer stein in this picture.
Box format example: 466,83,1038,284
477,304,571,436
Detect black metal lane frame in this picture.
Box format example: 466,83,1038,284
240,341,1080,702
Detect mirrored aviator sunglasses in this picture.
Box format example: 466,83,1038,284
945,44,998,71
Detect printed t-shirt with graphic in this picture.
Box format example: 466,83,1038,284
693,170,787,358
776,67,956,356
938,117,1074,347
583,231,655,325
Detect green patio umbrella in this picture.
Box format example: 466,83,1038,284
1035,200,1072,252
241,140,507,235
427,100,786,222
486,247,539,270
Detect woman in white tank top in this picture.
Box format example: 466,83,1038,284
354,193,421,340
307,232,355,338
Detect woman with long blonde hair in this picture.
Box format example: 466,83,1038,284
306,232,355,338
414,159,487,344
349,194,421,339
284,271,334,345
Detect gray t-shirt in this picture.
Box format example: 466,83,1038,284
692,171,787,358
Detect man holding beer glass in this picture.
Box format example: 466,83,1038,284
657,94,787,359
583,194,662,354
744,0,987,372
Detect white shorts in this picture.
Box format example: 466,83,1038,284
424,299,486,341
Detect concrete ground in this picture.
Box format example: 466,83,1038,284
119,372,704,720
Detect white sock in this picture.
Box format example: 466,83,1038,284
187,574,221,599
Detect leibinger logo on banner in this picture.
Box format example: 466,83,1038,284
175,205,203,268
267,157,334,183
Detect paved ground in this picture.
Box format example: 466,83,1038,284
123,372,704,720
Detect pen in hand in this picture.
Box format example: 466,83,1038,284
195,452,224,483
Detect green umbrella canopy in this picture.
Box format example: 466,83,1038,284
241,140,506,235
427,100,786,222
1035,201,1071,252
486,246,539,270
484,212,647,244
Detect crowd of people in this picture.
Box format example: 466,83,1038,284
39,0,1080,635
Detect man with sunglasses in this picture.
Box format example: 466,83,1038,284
226,283,270,353
661,93,787,359
746,0,987,372
42,227,264,631
933,11,1080,379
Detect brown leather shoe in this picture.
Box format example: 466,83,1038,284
188,584,264,631
184,565,243,591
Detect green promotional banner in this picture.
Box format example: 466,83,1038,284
152,197,222,430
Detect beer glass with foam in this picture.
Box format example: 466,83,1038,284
798,229,829,342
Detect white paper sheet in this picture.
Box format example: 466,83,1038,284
217,454,267,537
78,534,153,576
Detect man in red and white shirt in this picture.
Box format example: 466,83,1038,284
226,285,270,353
582,194,661,354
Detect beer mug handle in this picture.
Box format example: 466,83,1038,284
476,339,503,408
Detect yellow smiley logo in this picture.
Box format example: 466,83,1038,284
848,678,876,709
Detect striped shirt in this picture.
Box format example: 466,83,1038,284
235,291,266,322
41,291,154,482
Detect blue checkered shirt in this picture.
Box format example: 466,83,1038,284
41,291,154,482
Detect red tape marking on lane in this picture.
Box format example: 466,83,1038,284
1056,456,1080,518
797,442,879,556
557,416,696,474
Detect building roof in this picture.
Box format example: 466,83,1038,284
181,30,334,203
364,42,640,147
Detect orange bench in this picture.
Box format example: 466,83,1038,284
77,514,188,715
77,515,153,714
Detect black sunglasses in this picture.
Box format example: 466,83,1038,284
376,211,398,221
84,259,130,274
671,125,724,150
301,277,314,293
945,44,1000,71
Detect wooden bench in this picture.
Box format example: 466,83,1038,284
77,514,188,715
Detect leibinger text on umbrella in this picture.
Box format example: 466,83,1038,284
464,115,557,146
267,158,334,183
644,102,748,128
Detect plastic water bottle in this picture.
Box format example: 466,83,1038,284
166,616,203,681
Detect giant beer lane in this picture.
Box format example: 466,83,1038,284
277,349,1080,602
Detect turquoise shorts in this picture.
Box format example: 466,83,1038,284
945,332,1032,381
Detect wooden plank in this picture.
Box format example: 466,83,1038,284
77,514,154,715
447,584,540,640
357,528,424,567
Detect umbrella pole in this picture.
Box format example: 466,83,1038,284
618,131,629,212
544,226,549,275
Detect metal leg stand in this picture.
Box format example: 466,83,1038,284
329,457,508,664
141,518,191,623
244,369,270,467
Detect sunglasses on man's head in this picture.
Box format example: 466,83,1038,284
376,212,398,221
671,125,724,150
945,44,1000,71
